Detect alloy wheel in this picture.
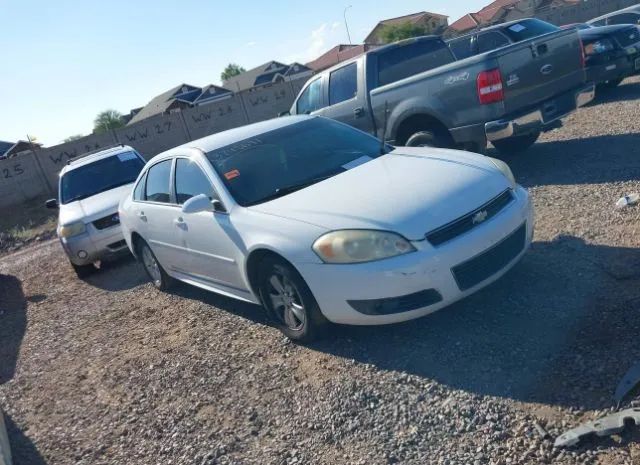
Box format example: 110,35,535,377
267,272,306,331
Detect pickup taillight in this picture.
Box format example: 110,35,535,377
477,69,504,105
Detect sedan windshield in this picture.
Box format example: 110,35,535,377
60,152,145,204
206,118,390,206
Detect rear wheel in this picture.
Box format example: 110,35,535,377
405,129,453,148
492,131,540,155
598,77,624,90
71,262,95,279
258,257,328,342
138,241,173,291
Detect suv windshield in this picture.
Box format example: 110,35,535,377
60,151,145,204
206,118,390,207
502,19,559,42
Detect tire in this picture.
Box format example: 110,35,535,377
491,131,540,155
138,240,173,291
71,262,96,279
405,129,452,148
257,257,329,342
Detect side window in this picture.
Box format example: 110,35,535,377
133,172,146,201
607,13,640,25
296,79,323,114
448,36,475,59
144,160,172,203
174,158,217,205
591,19,606,26
329,63,357,105
477,32,510,53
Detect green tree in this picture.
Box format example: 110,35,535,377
220,63,246,83
63,134,84,143
94,110,124,134
379,22,428,44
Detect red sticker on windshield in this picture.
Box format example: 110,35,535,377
225,169,240,180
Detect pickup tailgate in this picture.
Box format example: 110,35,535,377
496,28,584,115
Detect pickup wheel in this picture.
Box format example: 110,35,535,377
405,130,452,148
598,78,623,90
491,131,540,154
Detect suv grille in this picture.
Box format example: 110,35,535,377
92,213,120,230
426,190,514,246
615,28,640,48
452,223,526,291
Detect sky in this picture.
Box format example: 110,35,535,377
1,0,487,145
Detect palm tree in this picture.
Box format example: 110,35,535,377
93,110,124,134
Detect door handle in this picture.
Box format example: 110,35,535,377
137,211,147,222
173,217,187,229
354,107,365,118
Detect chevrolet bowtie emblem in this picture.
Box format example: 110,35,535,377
472,210,488,224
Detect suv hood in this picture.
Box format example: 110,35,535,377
249,148,512,241
59,183,134,226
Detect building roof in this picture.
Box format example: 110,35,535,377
194,85,233,104
306,44,377,71
0,140,14,157
449,13,481,32
222,61,289,91
128,84,201,125
364,11,449,43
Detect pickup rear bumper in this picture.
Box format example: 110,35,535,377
485,83,595,142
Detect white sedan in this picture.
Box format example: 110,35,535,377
119,116,534,341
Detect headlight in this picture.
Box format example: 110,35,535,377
58,221,86,239
585,39,614,55
488,157,516,189
312,230,416,264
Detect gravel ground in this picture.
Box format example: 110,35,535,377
1,76,640,465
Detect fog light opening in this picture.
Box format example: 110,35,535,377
77,250,88,259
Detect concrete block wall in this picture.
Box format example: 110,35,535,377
0,76,309,212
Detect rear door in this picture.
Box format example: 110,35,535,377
496,22,585,114
321,61,371,133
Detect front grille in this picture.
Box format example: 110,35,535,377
92,213,120,230
426,190,514,247
615,28,640,48
452,223,526,291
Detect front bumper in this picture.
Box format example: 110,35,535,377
297,186,534,326
485,83,595,142
59,223,130,266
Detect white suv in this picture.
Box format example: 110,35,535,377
46,145,146,277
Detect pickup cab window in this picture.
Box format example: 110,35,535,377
606,13,640,25
477,31,510,53
501,19,559,42
329,62,357,105
448,36,475,59
376,40,454,88
296,78,323,114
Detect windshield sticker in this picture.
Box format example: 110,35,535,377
224,169,240,180
508,24,526,33
342,156,373,170
117,152,138,162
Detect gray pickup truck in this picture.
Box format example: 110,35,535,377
290,23,595,153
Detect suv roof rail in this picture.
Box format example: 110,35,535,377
66,144,126,165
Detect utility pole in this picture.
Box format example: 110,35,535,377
344,5,353,44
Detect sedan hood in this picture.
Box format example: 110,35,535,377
59,183,134,225
249,148,512,241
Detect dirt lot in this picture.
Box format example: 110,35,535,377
2,76,640,465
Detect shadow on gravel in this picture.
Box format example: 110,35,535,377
495,133,640,187
0,273,47,464
84,255,147,292
311,236,640,410
588,79,640,106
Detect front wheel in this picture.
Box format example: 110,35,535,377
138,241,173,291
491,131,540,155
258,258,329,342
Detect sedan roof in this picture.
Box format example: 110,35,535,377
580,23,638,39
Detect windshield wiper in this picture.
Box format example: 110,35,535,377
252,172,340,205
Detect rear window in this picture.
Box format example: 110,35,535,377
376,39,454,88
448,36,475,59
329,63,357,105
501,19,559,42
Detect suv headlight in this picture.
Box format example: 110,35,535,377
585,39,614,55
489,157,516,189
312,230,416,264
58,221,86,239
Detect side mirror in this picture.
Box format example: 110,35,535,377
278,110,291,117
45,199,58,209
182,194,213,214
